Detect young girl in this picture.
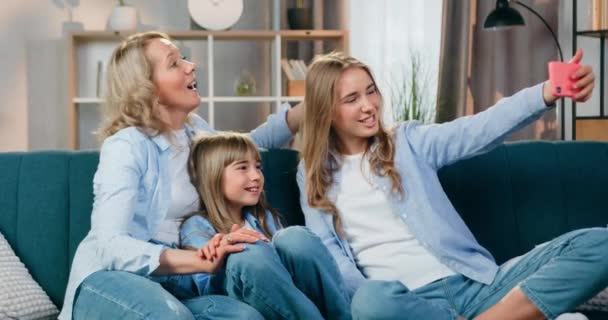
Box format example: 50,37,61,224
179,132,351,320
297,51,606,320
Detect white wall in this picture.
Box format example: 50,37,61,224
0,0,190,151
0,0,272,151
348,0,443,124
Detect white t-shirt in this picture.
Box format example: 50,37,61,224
334,153,455,290
153,129,200,244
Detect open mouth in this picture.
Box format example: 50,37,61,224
359,114,376,126
244,186,260,193
186,80,197,91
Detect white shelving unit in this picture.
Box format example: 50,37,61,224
67,2,348,149
68,0,349,149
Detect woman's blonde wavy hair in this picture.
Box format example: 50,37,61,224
98,31,174,140
301,52,402,234
184,132,281,239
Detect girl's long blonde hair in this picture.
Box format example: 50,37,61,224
98,31,173,140
301,52,402,234
185,132,281,238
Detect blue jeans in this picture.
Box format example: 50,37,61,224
206,226,352,320
352,228,608,320
73,270,263,320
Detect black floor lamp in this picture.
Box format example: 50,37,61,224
484,0,566,139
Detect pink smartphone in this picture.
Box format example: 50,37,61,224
548,62,580,98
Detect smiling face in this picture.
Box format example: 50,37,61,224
222,154,264,217
331,67,381,154
145,38,200,119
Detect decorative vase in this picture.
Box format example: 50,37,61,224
109,6,138,32
287,8,313,30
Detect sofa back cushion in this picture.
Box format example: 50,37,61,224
0,151,98,308
261,149,305,226
439,141,608,264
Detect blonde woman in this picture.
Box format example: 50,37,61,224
60,32,303,320
177,132,351,319
297,51,606,320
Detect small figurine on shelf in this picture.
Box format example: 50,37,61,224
235,69,256,96
108,0,138,32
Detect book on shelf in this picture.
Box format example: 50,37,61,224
280,58,307,96
591,0,608,30
281,59,307,81
281,59,295,80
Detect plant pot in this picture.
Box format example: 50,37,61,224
287,8,312,30
109,6,138,32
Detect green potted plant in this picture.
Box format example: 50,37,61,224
391,52,436,124
287,0,312,30
235,69,256,96
109,0,138,32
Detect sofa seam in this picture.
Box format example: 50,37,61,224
66,153,72,288
504,146,524,257
555,143,569,232
14,154,23,253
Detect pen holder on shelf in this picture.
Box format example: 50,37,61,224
288,80,305,96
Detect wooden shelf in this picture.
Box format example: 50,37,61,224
576,29,608,39
575,119,608,141
203,96,304,102
71,30,346,42
73,96,304,103
73,97,104,104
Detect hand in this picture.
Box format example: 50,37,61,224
196,224,269,261
223,224,270,245
543,48,595,105
196,240,245,274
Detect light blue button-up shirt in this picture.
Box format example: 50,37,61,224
59,110,292,320
297,83,549,297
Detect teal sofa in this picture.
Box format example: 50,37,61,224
0,141,607,319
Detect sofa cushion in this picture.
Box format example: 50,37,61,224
439,141,608,264
67,152,98,265
0,231,59,319
261,149,304,226
0,151,99,308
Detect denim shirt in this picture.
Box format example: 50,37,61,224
297,83,549,298
59,109,292,320
179,210,282,293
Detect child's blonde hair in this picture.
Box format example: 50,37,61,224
185,132,281,238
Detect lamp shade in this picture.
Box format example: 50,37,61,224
483,0,525,29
